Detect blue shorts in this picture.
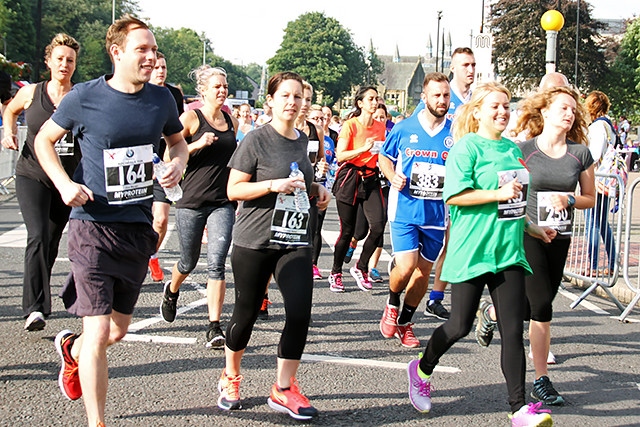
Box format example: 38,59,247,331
389,221,445,262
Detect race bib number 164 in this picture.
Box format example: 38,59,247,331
103,144,154,205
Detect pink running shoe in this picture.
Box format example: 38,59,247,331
407,358,432,413
510,402,553,427
312,265,322,280
380,304,399,338
349,265,372,291
328,273,344,292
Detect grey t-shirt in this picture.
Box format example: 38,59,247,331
228,124,314,250
519,138,594,236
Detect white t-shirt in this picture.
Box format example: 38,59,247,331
588,119,610,164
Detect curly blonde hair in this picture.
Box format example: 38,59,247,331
514,86,588,144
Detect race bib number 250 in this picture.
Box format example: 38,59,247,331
103,144,154,205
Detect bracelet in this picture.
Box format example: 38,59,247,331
524,220,533,231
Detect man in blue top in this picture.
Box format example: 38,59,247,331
378,72,453,348
407,48,476,320
35,15,188,427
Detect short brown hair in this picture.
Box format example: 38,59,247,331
585,91,610,122
44,33,80,61
105,14,149,62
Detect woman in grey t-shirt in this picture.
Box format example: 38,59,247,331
217,72,331,421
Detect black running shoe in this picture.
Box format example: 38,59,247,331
475,300,497,347
531,375,565,406
160,281,179,323
424,300,450,320
206,322,225,348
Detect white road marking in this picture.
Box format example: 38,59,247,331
558,288,610,314
301,353,460,373
0,224,27,247
122,333,197,345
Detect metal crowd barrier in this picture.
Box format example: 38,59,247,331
564,172,640,320
0,126,27,194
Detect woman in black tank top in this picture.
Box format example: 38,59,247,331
1,34,81,331
159,65,239,348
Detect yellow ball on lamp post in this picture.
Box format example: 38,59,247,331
541,10,564,74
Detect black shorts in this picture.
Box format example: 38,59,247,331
153,180,171,204
61,219,158,317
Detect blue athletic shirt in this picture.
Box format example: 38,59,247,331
380,113,453,227
412,86,471,121
51,75,183,224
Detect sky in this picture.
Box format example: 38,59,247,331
136,0,640,66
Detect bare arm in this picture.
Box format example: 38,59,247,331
378,154,406,191
335,135,375,163
34,119,93,207
446,179,523,206
1,84,36,150
161,131,189,188
227,168,305,202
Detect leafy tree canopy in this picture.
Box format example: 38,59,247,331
267,12,368,107
490,0,607,93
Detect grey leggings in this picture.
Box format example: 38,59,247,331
175,203,235,280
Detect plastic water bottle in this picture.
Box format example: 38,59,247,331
326,158,338,190
152,154,183,202
289,161,310,210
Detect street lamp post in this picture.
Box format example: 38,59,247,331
540,9,565,74
575,0,581,86
435,11,442,73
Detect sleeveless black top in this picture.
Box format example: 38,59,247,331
176,109,237,209
15,81,81,186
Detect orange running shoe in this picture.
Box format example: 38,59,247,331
54,329,82,400
148,257,164,282
396,322,420,348
267,378,318,420
217,369,243,410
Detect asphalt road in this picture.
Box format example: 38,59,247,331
0,187,639,427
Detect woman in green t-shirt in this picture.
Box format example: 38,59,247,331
406,82,556,427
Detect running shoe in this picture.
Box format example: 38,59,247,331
531,375,564,406
160,281,179,323
217,369,243,410
328,273,344,292
312,265,322,280
528,349,557,365
267,378,318,420
343,245,356,264
369,268,383,283
380,303,399,338
424,300,450,320
24,311,46,331
396,322,420,348
148,257,164,282
509,402,553,427
407,357,432,413
475,299,497,347
54,329,82,401
349,265,372,291
205,322,225,348
258,297,272,320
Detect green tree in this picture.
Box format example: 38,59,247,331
490,0,607,93
604,17,640,122
74,20,111,83
267,12,368,106
365,39,385,86
1,0,36,64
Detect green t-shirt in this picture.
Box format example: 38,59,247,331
441,133,532,283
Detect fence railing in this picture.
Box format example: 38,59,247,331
563,172,640,321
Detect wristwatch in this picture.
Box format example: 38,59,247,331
567,194,576,208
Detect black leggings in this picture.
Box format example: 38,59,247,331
419,267,527,413
353,185,389,247
524,234,571,322
226,245,313,359
312,207,327,265
16,175,71,317
332,188,386,273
